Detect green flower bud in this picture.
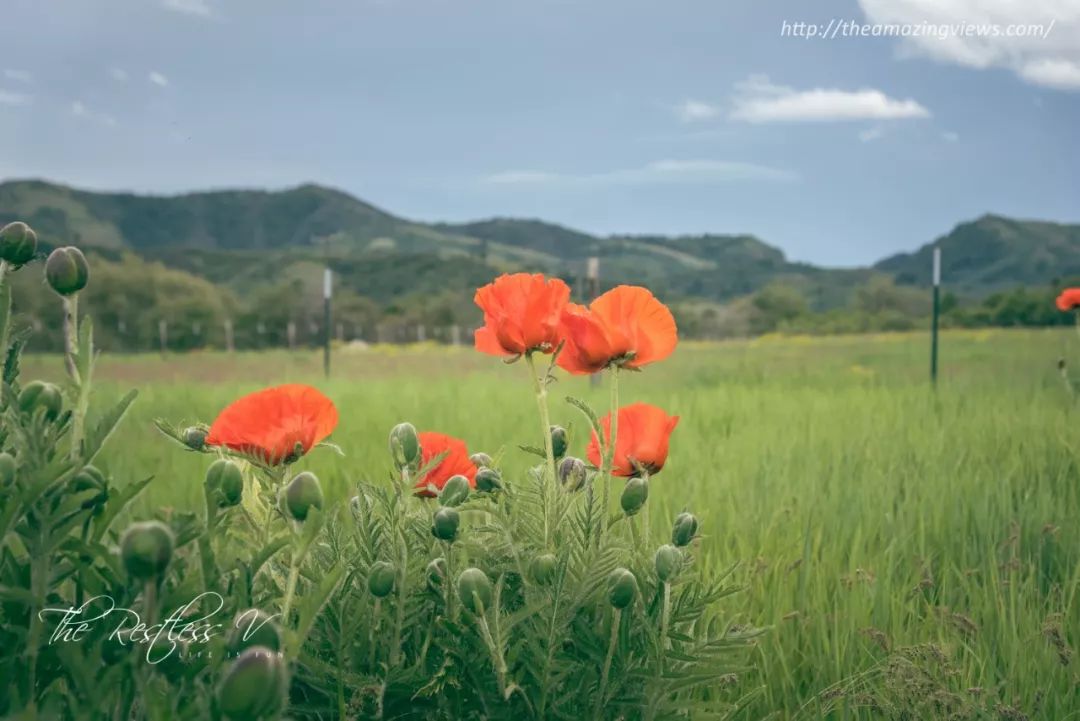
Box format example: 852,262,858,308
0,452,15,487
529,553,558,586
439,474,471,507
120,521,175,580
620,476,649,516
44,246,90,296
148,636,188,678
389,422,421,469
227,609,282,654
281,471,323,521
549,425,568,459
72,465,106,492
475,467,502,493
558,456,587,492
18,380,63,421
655,544,682,583
0,221,37,266
368,561,396,598
457,568,493,614
217,646,286,721
426,558,447,592
671,512,699,547
608,568,637,609
206,459,244,507
431,506,460,542
182,426,208,450
469,452,493,468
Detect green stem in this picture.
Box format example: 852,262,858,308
26,551,47,716
281,554,301,624
599,366,620,545
0,260,11,360
593,608,621,720
525,352,557,548
369,598,381,669
477,615,509,699
389,541,409,666
660,581,671,655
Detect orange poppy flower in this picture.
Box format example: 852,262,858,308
414,431,478,497
557,286,677,375
587,402,680,477
1056,288,1080,312
205,384,338,465
474,273,571,357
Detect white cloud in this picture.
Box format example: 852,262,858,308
859,126,886,142
858,0,1080,90
484,158,797,186
71,101,117,127
675,99,723,123
3,69,32,84
0,90,31,106
110,67,129,82
162,0,212,17
149,71,169,87
730,75,930,122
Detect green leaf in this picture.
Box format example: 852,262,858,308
82,389,138,465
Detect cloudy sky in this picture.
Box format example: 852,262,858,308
1,0,1078,265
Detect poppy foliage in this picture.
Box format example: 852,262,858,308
1056,288,1080,312
587,402,680,477
473,273,571,357
205,384,338,465
558,285,678,375
414,431,478,497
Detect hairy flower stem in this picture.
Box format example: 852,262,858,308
369,598,382,669
477,615,510,699
0,260,10,358
389,542,409,666
63,295,91,459
599,366,620,546
593,608,621,720
660,581,671,655
525,352,556,548
281,556,301,625
26,551,47,716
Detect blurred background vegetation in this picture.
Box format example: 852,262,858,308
3,178,1078,352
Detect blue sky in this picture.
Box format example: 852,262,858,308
1,0,1077,266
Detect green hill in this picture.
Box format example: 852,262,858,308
2,178,1078,349
875,214,1080,293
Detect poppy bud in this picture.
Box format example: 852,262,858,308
655,544,682,582
227,609,282,654
182,426,208,450
620,476,649,516
120,521,175,580
207,459,244,507
529,553,558,586
368,561,396,598
549,425,568,459
431,507,460,542
469,452,493,468
671,512,699,547
71,465,105,492
558,456,587,492
18,380,63,421
217,646,286,721
439,474,471,507
0,221,37,266
426,558,447,592
608,568,637,609
281,471,323,521
457,568,493,613
0,452,15,487
45,246,90,296
475,467,502,493
389,422,422,469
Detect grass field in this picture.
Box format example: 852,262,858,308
24,328,1080,719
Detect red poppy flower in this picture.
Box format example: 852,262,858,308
414,431,478,497
474,273,571,357
587,403,680,477
205,384,338,465
1056,288,1080,312
557,286,677,375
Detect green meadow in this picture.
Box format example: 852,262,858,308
24,328,1080,719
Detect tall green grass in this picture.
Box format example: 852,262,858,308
24,328,1080,718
